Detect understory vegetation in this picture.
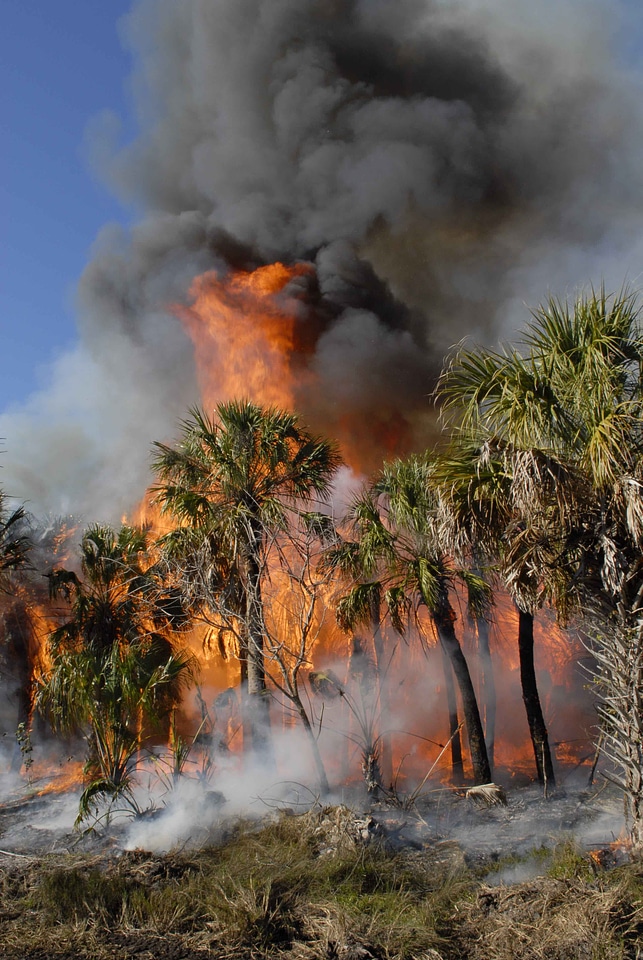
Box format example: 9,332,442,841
1,808,642,960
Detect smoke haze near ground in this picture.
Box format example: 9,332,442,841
2,0,643,521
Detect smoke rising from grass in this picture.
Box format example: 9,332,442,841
2,0,643,519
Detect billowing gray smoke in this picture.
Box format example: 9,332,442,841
2,0,643,521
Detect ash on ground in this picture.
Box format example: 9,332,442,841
0,763,628,878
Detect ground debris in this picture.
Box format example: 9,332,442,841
302,804,387,857
111,847,200,882
465,782,509,808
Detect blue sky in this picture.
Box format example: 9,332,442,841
2,1,643,418
1,2,133,411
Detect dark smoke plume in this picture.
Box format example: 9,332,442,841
2,0,643,519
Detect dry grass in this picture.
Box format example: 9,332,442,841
460,874,643,960
0,811,642,959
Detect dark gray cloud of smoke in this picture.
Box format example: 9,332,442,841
2,0,643,520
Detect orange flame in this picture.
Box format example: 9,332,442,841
31,760,85,796
175,262,316,412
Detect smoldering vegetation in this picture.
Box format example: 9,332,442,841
1,803,642,960
3,0,643,520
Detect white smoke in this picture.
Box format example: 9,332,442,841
124,724,327,852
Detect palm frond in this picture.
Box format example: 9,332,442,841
336,582,382,632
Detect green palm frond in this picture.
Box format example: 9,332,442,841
457,569,493,621
347,491,397,571
0,497,31,578
317,539,362,577
441,346,571,450
336,581,382,632
438,345,514,431
408,556,442,611
582,401,640,488
383,585,412,635
38,519,197,821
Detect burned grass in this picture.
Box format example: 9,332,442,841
0,808,642,959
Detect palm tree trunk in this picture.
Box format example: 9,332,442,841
244,549,273,758
440,641,464,783
370,593,393,788
433,599,491,784
517,607,556,788
237,638,253,753
290,692,330,797
470,554,496,773
476,614,496,773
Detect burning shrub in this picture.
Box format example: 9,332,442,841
36,523,197,823
153,399,342,780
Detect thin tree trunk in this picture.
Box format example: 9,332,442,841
244,548,273,759
440,641,463,783
517,607,556,788
476,614,496,774
237,639,252,751
292,693,330,797
370,592,393,788
470,554,496,773
433,599,491,785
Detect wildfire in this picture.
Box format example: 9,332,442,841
31,760,85,797
5,261,596,806
175,262,316,412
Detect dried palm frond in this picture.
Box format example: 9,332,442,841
465,782,508,807
308,669,344,699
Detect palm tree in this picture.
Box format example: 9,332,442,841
432,439,509,774
37,523,195,820
437,362,578,786
152,400,342,755
437,287,643,786
434,439,574,786
333,455,492,785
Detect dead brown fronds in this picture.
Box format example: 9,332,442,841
465,782,508,808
